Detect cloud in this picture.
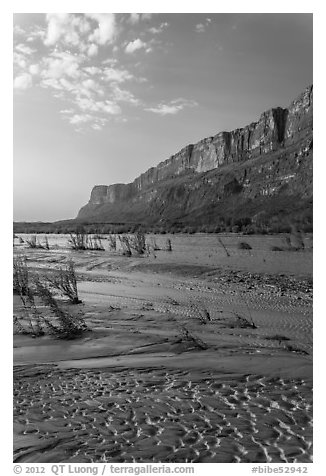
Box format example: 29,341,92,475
128,13,152,24
145,98,198,116
29,64,40,75
86,13,117,45
195,23,205,33
42,52,82,80
103,66,134,83
87,43,98,57
112,85,140,106
195,18,212,33
149,22,169,34
15,44,36,55
44,13,72,46
129,13,140,24
125,38,147,54
14,73,33,90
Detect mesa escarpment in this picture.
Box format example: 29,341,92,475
77,86,313,227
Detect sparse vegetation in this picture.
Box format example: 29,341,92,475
13,255,29,296
68,227,105,251
165,238,172,252
108,234,117,251
177,326,208,351
25,235,46,249
238,241,252,250
46,260,81,304
232,311,257,329
217,237,230,257
118,235,132,256
189,301,211,324
129,231,146,255
13,256,87,339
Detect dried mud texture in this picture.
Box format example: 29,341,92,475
14,366,312,464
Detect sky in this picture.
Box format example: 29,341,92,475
13,12,313,222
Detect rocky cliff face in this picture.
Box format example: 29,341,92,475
77,86,313,226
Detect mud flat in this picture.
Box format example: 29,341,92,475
13,233,313,463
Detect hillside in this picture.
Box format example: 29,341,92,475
76,85,312,232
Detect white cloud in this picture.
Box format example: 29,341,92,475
29,64,40,75
149,22,169,34
44,13,71,46
15,44,36,55
42,52,82,80
14,73,33,90
87,43,98,57
195,18,212,33
195,23,206,33
129,13,140,24
141,13,153,21
13,52,27,69
125,38,147,54
103,67,134,83
69,113,93,125
112,85,140,106
145,98,198,116
86,13,117,45
84,66,101,76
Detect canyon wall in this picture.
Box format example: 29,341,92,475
77,85,313,225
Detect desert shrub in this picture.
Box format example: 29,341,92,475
43,236,50,250
165,238,172,252
118,235,132,256
34,278,87,339
233,312,257,329
271,245,284,251
177,326,208,351
130,231,146,255
150,237,160,251
189,301,211,324
238,241,252,250
108,234,117,251
217,237,230,257
68,228,88,250
13,255,29,296
46,260,81,304
87,235,105,250
26,235,45,249
68,227,104,251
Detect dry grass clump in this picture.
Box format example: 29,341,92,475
238,241,252,250
177,326,208,351
13,256,87,339
189,301,211,324
26,235,49,249
232,311,257,329
34,278,87,339
118,235,132,256
165,238,172,252
68,229,104,251
271,245,284,252
13,255,29,296
217,237,230,257
46,260,81,304
108,234,117,251
130,231,146,255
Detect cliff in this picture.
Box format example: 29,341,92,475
77,86,313,228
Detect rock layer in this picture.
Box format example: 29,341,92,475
77,86,313,225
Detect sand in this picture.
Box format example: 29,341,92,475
13,233,313,463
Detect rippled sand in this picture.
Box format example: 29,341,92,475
14,366,312,463
13,234,313,463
